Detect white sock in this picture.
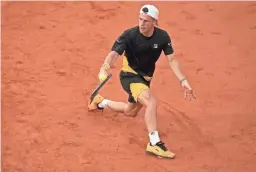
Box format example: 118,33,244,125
98,99,109,108
149,130,160,146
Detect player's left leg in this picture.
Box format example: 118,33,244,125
135,89,175,159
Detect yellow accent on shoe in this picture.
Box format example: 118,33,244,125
88,94,104,111
146,141,175,159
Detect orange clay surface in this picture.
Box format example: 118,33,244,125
2,1,256,172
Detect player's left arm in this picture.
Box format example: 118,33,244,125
163,31,196,100
166,53,186,83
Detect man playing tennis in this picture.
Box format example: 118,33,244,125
88,4,196,159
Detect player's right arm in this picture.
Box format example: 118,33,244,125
99,51,120,80
98,30,128,82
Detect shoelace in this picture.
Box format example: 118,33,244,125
156,141,167,151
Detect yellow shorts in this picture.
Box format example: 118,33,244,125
119,71,150,103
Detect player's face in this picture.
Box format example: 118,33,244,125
138,14,155,35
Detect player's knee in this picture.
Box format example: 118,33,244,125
149,95,157,106
124,104,139,117
137,90,156,107
124,110,138,117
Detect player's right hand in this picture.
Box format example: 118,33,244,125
98,68,108,83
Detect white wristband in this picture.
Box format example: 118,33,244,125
180,77,187,84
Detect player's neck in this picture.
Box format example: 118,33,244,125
141,27,155,37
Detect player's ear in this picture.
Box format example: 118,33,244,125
154,19,158,27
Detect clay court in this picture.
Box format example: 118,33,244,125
2,1,256,172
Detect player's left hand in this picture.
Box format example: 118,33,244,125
181,79,196,101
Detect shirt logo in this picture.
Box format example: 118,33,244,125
153,44,158,48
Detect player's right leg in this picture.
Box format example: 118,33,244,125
88,93,143,117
